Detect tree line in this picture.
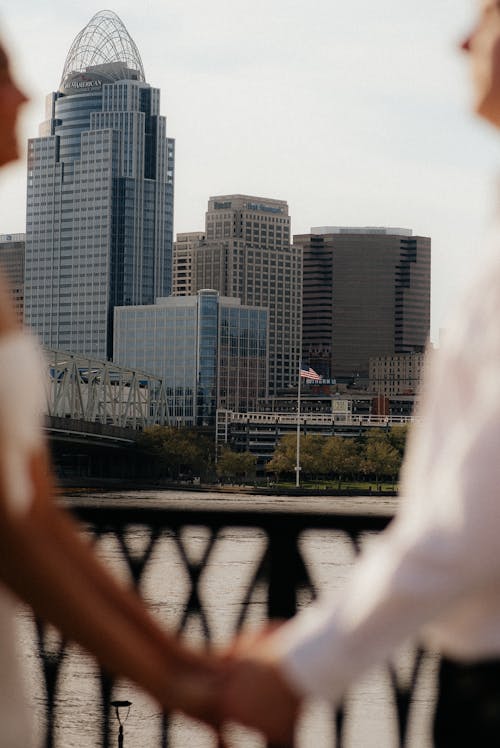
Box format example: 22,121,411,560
266,426,408,488
137,426,215,481
138,425,409,488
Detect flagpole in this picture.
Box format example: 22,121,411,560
296,363,301,488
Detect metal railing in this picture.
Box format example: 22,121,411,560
218,409,415,427
33,502,434,747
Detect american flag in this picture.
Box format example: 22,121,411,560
300,366,321,381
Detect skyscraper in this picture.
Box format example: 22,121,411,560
24,11,174,359
295,227,431,381
172,232,205,296
173,195,302,395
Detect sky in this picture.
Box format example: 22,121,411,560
0,1,495,342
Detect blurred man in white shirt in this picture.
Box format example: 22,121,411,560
219,3,500,745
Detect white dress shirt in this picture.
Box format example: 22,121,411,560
278,252,500,704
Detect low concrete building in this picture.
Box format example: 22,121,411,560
369,352,426,397
216,405,415,475
0,233,25,322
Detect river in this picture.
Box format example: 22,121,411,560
17,490,436,747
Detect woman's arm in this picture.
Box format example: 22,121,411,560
0,449,220,721
0,277,221,726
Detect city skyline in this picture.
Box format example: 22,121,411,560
0,1,494,342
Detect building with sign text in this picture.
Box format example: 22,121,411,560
172,195,302,395
24,11,174,359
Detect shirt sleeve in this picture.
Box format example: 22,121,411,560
274,271,500,703
0,332,46,515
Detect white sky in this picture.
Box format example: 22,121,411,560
0,1,495,342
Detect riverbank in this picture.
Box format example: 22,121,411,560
58,476,398,497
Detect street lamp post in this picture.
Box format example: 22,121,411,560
111,700,132,748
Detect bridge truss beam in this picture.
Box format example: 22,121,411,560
44,348,170,430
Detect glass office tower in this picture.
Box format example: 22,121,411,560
24,11,174,359
113,290,269,426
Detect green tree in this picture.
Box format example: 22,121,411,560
266,433,328,481
265,433,297,480
138,426,214,481
362,438,401,489
216,449,256,484
322,437,360,489
299,434,328,478
387,424,410,458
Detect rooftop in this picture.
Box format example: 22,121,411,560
311,227,413,237
60,10,145,92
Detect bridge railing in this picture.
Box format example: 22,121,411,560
32,502,435,747
217,409,415,428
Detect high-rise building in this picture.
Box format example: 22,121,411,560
172,232,205,296
173,195,302,394
113,290,268,426
24,11,174,359
295,227,431,381
0,233,25,322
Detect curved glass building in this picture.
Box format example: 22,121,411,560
25,11,175,359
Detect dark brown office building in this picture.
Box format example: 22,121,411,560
295,227,430,381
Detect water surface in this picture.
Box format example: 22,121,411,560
18,490,435,747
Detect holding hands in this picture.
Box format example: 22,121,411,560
218,626,302,747
176,625,302,747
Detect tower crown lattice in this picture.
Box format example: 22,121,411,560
60,10,145,89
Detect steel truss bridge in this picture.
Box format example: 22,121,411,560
44,348,170,430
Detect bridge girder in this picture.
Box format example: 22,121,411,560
44,348,170,430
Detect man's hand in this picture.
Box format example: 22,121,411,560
219,627,302,747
